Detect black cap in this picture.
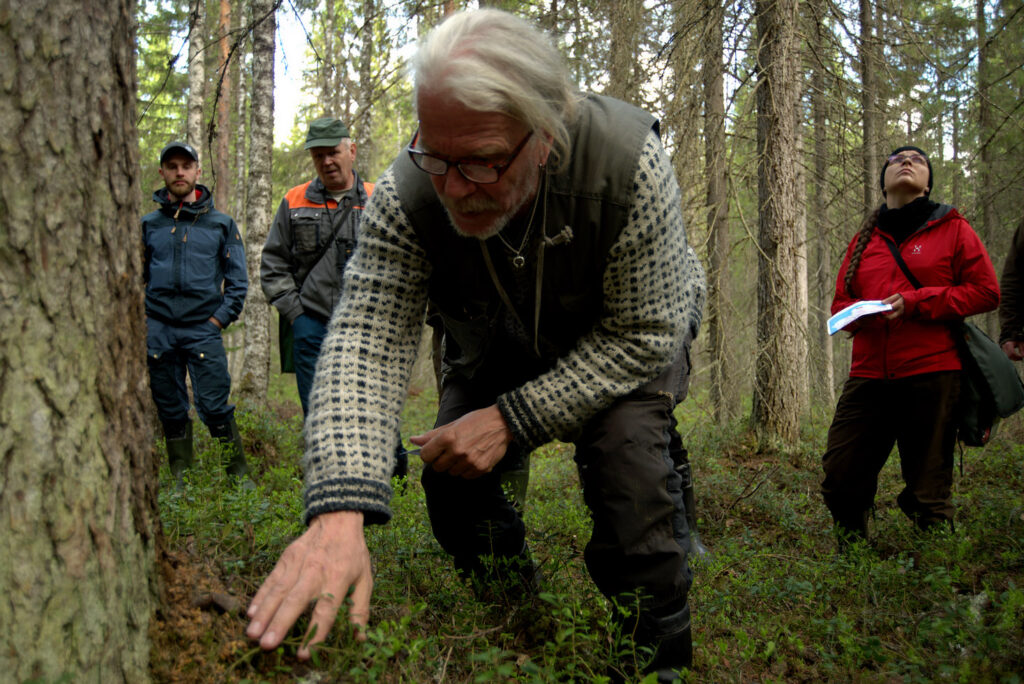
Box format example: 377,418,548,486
880,145,932,197
160,141,199,164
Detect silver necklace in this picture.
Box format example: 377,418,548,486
496,172,544,270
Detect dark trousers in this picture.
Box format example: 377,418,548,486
146,317,234,432
821,371,960,529
422,357,692,616
292,313,329,417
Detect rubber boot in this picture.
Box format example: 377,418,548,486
499,454,530,514
833,509,869,550
673,452,708,558
613,600,693,683
457,543,540,607
208,416,255,489
165,420,194,490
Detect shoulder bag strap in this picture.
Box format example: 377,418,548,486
882,237,923,290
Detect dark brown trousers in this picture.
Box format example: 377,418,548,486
821,371,961,531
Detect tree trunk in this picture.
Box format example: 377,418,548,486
0,1,158,680
952,99,962,210
975,0,994,245
214,0,232,212
357,0,378,166
323,0,340,115
228,0,248,382
232,0,248,223
187,0,207,161
606,0,642,104
702,0,734,425
808,0,834,407
237,0,275,405
975,0,998,336
752,0,807,444
859,0,879,211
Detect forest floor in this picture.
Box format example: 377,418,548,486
147,370,1024,683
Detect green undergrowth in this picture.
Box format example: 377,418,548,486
154,385,1024,682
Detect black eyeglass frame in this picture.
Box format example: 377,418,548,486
406,129,533,184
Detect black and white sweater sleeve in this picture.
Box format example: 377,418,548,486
497,130,704,450
301,168,431,525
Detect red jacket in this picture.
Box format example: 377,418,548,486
833,204,999,379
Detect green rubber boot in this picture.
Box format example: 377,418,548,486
209,416,255,489
165,421,194,490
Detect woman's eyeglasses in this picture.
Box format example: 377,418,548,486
887,153,927,166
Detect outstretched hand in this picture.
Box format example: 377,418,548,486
246,510,372,659
411,404,513,478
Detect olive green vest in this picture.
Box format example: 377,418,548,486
394,94,657,383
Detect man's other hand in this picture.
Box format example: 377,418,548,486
411,404,513,478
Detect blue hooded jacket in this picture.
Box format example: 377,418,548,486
142,184,248,327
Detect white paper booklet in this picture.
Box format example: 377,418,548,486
827,300,893,335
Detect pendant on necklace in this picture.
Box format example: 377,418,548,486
512,255,526,269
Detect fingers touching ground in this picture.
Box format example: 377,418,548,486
246,511,372,659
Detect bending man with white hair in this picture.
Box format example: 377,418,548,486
247,9,706,680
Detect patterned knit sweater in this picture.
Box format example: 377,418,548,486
302,130,706,525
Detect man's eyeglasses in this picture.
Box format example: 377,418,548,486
407,129,533,184
887,153,927,166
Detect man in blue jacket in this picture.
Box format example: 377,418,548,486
143,141,251,488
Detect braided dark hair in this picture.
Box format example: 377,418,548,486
843,205,882,298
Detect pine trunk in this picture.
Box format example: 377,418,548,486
809,0,835,407
0,1,158,680
859,0,879,211
214,0,232,212
753,0,808,443
702,0,734,424
606,0,642,104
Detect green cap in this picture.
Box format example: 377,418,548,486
304,118,350,149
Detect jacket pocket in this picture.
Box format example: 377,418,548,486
291,208,323,256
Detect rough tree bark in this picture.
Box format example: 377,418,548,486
187,0,207,160
232,0,248,224
752,0,808,443
356,0,378,168
606,0,642,104
214,0,232,212
808,0,835,406
702,0,734,425
975,0,993,245
323,0,341,116
236,0,275,405
0,1,158,680
859,0,879,210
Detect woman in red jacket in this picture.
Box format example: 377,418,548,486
822,146,999,543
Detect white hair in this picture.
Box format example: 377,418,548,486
412,9,580,169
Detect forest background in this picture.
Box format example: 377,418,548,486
137,0,1024,439
2,0,1023,681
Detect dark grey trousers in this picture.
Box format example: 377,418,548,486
421,353,693,618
